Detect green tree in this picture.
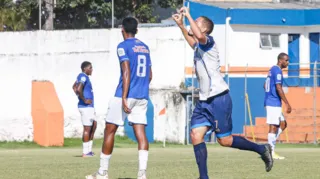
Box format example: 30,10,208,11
157,0,183,9
0,0,183,31
0,0,37,31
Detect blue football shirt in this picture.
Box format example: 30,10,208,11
76,73,94,108
264,66,283,107
115,38,151,100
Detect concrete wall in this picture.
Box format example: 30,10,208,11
0,28,189,142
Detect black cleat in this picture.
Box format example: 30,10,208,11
261,144,273,172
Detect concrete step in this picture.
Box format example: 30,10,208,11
254,116,320,126
244,132,320,143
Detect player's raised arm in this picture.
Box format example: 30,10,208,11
180,7,207,45
172,13,196,49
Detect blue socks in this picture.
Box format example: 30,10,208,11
231,136,265,155
193,142,209,179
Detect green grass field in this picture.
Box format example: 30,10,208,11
0,137,320,179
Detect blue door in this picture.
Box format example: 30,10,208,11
287,34,300,86
309,33,320,86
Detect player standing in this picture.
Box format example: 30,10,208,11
264,53,291,160
172,7,273,179
86,17,152,179
72,61,97,157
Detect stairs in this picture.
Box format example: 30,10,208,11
244,87,320,143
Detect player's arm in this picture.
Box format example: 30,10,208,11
72,81,77,94
75,75,91,104
181,7,207,45
275,72,291,113
121,61,130,100
172,13,196,49
117,44,132,113
276,84,289,104
76,82,85,102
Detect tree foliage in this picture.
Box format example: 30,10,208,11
0,0,38,31
0,0,182,31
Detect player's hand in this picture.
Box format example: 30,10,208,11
172,13,183,27
179,7,190,17
122,98,132,114
84,99,92,105
286,103,292,114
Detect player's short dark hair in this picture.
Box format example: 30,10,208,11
200,16,214,35
277,53,288,61
122,17,138,35
81,61,91,71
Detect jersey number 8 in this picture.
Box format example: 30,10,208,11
137,55,147,77
265,77,270,92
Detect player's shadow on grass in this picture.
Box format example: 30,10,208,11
118,178,136,179
73,155,84,157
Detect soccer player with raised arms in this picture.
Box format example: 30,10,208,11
86,17,152,179
172,7,273,179
264,53,291,160
72,61,97,157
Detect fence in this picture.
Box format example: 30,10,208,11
186,62,319,144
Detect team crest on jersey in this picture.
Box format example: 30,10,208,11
80,76,86,82
118,48,125,57
277,74,282,80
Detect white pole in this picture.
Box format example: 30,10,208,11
39,0,41,30
112,0,114,28
313,61,317,144
225,16,231,85
244,63,248,137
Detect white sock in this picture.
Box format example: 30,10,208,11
99,153,111,175
139,150,149,171
276,128,283,139
88,140,93,152
268,133,276,154
83,142,90,154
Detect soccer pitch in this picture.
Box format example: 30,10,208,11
0,138,320,179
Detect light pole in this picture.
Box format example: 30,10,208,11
112,0,114,28
39,0,41,30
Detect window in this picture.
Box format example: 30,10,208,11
260,33,280,49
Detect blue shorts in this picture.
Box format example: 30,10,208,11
191,90,233,138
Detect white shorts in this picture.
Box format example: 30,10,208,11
78,107,96,126
266,106,285,125
105,97,148,126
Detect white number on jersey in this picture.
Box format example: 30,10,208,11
265,77,270,92
137,55,147,77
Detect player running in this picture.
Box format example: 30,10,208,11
264,53,291,160
86,17,152,179
172,7,273,179
73,61,97,157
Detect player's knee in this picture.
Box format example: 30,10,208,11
217,136,232,147
269,125,278,133
83,127,91,136
280,121,287,130
190,129,203,144
104,125,117,135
